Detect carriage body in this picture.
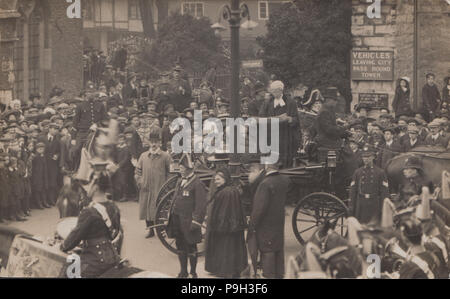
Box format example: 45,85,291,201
154,148,350,254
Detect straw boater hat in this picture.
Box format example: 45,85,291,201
428,119,440,128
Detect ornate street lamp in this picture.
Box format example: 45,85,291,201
211,0,257,179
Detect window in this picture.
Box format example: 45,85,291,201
258,1,292,20
182,2,204,18
259,1,268,20
129,0,141,20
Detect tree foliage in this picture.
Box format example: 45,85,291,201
140,13,228,77
258,0,352,98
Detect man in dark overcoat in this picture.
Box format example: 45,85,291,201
249,162,290,278
39,123,61,206
422,73,441,122
314,93,349,149
31,142,49,208
167,154,207,278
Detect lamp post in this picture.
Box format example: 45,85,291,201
212,0,256,179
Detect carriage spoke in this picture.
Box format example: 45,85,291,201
299,224,318,234
296,218,317,223
298,210,316,218
325,212,346,221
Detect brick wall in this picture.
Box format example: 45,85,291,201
351,0,450,116
47,0,83,99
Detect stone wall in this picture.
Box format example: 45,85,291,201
351,0,450,116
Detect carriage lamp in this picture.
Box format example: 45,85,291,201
327,151,337,168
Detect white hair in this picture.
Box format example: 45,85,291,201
269,80,284,92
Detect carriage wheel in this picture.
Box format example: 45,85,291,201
292,192,349,245
156,175,179,207
154,188,207,256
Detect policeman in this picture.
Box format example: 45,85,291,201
60,166,121,278
166,153,207,278
350,145,390,224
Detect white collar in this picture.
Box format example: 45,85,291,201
386,140,393,146
274,97,286,108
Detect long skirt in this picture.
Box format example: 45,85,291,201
205,230,248,277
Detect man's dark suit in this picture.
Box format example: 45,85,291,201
249,170,290,278
314,104,347,149
39,134,61,205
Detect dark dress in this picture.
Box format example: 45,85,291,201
205,185,248,277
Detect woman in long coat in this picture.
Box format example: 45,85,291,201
392,77,413,119
205,168,248,278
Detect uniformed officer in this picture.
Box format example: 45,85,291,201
169,66,192,112
350,145,390,224
73,88,108,145
72,88,108,167
60,167,121,278
166,153,207,278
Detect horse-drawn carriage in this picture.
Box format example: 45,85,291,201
153,142,450,256
153,146,350,255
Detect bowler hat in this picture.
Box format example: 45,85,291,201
382,125,396,134
407,117,420,126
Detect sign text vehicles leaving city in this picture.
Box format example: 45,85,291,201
351,50,394,81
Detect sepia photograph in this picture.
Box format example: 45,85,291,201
0,0,449,284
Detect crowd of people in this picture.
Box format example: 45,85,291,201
0,52,449,279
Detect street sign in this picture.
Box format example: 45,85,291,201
358,93,389,108
351,50,394,81
241,59,263,69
